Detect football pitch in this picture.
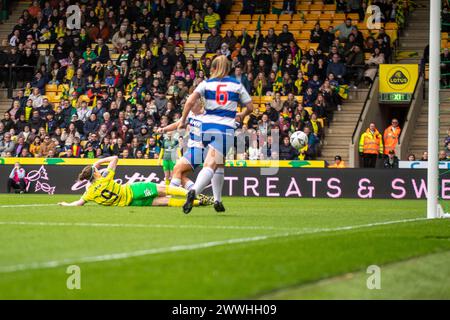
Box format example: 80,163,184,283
0,194,449,299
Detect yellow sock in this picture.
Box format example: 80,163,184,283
165,179,170,186
165,185,188,197
168,198,199,207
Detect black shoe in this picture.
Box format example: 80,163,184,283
183,189,196,214
214,201,225,212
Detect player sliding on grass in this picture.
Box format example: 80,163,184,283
178,55,253,214
58,156,212,207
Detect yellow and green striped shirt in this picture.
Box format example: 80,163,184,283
81,169,132,206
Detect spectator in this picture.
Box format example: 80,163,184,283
278,24,295,47
7,162,27,193
333,18,354,42
328,155,346,168
279,135,298,160
204,6,221,31
364,48,385,84
439,150,449,161
310,23,324,43
205,27,222,54
384,150,399,168
326,54,347,83
0,133,15,156
359,122,383,168
29,136,42,157
420,151,428,161
383,118,401,156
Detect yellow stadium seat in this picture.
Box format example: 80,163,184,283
290,23,304,32
308,43,319,51
292,13,305,22
298,41,309,51
384,22,398,30
324,4,337,12
265,14,278,22
279,15,292,23
347,13,360,21
310,4,323,12
239,15,252,22
442,32,449,40
297,4,310,12
320,21,332,29
334,13,346,21
320,13,334,21
297,32,311,41
225,14,239,22
305,13,320,22
45,84,58,93
302,22,316,30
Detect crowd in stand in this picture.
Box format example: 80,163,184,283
0,0,402,163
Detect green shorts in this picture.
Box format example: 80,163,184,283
162,159,175,172
129,182,159,207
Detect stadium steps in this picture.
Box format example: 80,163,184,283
0,2,30,44
396,1,430,64
318,90,368,165
407,101,449,157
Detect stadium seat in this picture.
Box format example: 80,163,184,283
297,4,310,12
309,4,323,13
45,84,58,93
324,4,337,12
265,14,279,22
333,13,346,21
305,13,320,22
239,15,252,22
347,13,360,21
278,15,292,24
320,13,334,21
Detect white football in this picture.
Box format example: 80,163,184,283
290,131,308,149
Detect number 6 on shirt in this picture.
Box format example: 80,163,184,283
216,84,228,106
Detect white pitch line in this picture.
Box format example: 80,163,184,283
0,221,294,231
0,217,427,273
0,204,57,208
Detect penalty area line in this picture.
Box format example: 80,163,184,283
0,217,427,273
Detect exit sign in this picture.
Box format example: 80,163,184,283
379,92,412,103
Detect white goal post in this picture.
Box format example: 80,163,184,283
428,0,445,218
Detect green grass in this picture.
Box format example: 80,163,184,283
0,195,449,299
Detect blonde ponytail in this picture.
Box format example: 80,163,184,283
210,55,231,79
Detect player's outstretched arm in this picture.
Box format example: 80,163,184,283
179,92,200,129
92,155,119,171
58,198,86,206
158,120,181,134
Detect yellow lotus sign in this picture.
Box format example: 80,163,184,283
379,64,419,103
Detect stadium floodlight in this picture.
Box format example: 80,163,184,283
428,0,443,219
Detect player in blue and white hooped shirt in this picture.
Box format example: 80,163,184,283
158,101,207,192
179,55,254,214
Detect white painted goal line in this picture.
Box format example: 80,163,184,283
0,217,427,273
